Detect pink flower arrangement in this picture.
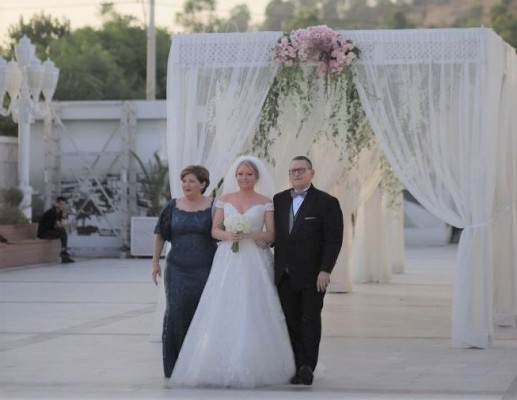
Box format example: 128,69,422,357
274,25,359,76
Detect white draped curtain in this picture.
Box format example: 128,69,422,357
164,28,517,348
383,191,405,275
492,41,517,327
352,28,511,348
167,32,280,197
258,72,397,291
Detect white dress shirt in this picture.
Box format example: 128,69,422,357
291,186,310,216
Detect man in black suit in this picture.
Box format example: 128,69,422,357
273,156,344,385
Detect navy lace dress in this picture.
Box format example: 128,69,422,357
154,199,216,377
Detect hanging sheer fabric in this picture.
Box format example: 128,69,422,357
351,185,390,283
343,144,386,284
383,191,405,275
261,67,393,291
492,43,517,327
344,142,391,285
352,28,508,348
167,32,280,197
263,67,332,191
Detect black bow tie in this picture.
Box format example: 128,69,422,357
291,190,308,199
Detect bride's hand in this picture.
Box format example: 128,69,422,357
229,232,243,241
255,238,269,249
229,231,253,241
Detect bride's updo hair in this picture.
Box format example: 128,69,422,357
223,155,275,198
236,159,260,180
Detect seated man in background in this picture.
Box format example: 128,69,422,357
37,196,75,264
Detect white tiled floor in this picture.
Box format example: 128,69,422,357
1,244,516,400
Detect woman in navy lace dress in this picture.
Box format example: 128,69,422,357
151,165,216,378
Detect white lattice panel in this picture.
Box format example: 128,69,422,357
171,32,280,68
172,28,488,68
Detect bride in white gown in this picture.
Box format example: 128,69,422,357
171,155,296,388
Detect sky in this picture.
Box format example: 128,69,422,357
0,0,270,45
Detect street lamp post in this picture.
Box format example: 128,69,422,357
0,35,59,220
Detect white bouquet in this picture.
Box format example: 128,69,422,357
224,214,251,253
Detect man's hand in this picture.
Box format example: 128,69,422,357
317,271,331,292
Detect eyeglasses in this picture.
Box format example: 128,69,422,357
288,168,307,175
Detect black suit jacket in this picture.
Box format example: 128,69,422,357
273,185,344,288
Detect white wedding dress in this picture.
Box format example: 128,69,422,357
171,201,296,388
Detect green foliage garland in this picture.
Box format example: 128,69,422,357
252,26,373,169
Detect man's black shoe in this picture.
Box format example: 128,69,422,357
298,365,313,385
163,360,172,378
61,256,75,264
290,374,302,384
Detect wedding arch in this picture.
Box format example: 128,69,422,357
165,28,517,349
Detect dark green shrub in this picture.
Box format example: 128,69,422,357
0,187,29,225
3,187,24,207
0,207,30,225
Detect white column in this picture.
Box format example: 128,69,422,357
17,82,33,220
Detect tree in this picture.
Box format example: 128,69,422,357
4,12,70,58
155,30,172,99
490,0,517,49
0,13,70,135
260,0,420,31
295,0,318,8
50,32,133,100
222,5,252,32
176,0,252,33
1,2,171,102
386,10,415,29
321,0,348,28
452,5,484,28
176,0,223,32
93,7,171,99
286,7,322,30
84,3,158,99
262,0,296,31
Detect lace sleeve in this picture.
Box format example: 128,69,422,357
215,199,225,209
153,199,175,241
265,202,274,212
